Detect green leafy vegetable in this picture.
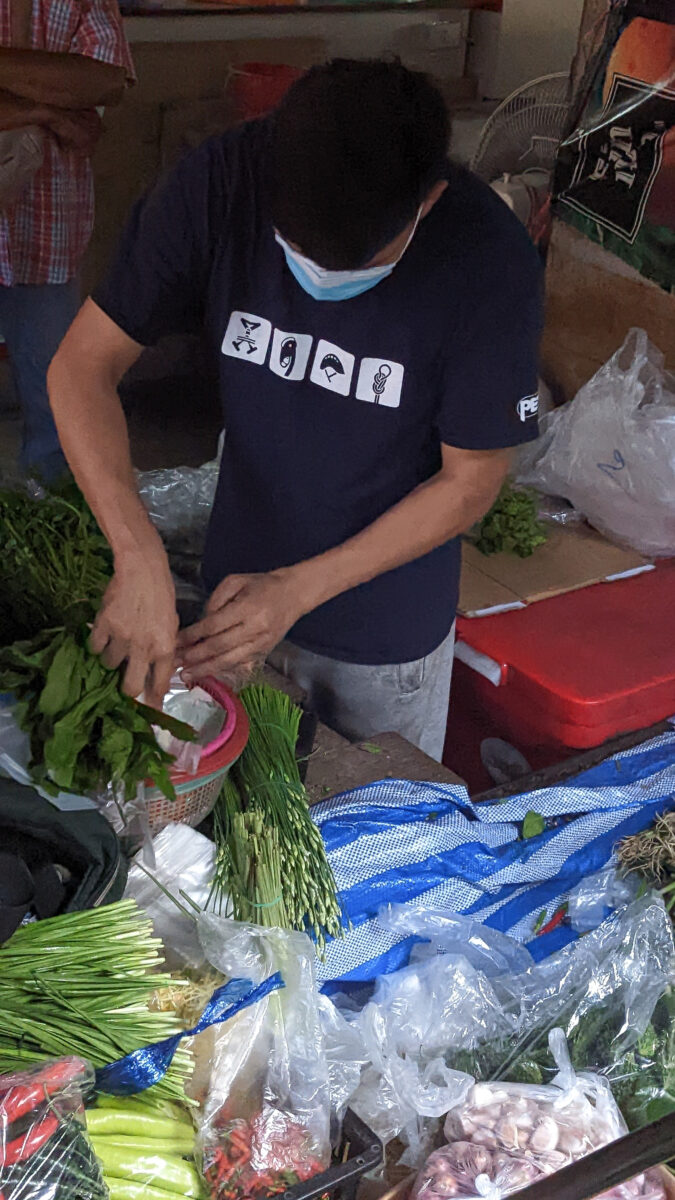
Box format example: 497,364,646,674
474,482,547,558
0,627,194,801
0,480,112,645
522,811,546,839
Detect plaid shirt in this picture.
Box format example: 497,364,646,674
0,0,134,286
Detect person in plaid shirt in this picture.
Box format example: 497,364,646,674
0,0,133,481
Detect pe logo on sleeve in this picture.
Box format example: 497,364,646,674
516,393,539,422
222,312,272,365
356,358,404,408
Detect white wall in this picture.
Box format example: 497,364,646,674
469,0,585,99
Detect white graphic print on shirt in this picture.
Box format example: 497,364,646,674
355,358,404,408
221,312,404,406
269,329,314,381
222,311,272,365
309,339,355,397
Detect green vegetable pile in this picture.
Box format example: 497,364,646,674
0,481,112,643
474,482,547,558
0,484,191,802
0,899,192,1102
211,684,343,951
447,982,675,1132
87,1095,204,1200
0,627,192,801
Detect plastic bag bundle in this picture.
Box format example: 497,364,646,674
137,439,221,556
414,1032,667,1200
518,328,675,556
196,914,332,1200
0,1057,106,1200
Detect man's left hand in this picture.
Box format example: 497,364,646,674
177,569,306,681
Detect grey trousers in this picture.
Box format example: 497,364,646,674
268,624,456,762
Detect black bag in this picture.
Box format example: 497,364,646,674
0,778,127,944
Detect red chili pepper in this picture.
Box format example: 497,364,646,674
0,1115,59,1167
537,904,568,937
0,1057,85,1127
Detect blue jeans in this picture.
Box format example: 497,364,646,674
0,280,79,481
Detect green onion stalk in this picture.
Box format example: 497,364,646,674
211,684,343,952
0,900,191,1102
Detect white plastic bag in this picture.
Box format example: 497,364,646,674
518,328,675,556
125,823,217,968
348,951,493,1157
196,914,332,1200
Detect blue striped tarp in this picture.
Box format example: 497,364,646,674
313,729,675,986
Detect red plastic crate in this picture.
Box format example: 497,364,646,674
444,562,675,790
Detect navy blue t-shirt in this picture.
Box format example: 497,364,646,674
94,119,542,665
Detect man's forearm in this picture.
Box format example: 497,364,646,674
47,315,162,570
287,455,508,617
0,48,125,110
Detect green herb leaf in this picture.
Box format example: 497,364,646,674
523,810,546,839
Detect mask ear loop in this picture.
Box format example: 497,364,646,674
396,203,424,262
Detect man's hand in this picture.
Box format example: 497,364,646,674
89,551,179,708
177,569,306,681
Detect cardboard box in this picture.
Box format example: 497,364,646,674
459,522,653,618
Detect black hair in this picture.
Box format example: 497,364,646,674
268,58,450,270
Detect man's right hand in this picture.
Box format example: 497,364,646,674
89,551,179,709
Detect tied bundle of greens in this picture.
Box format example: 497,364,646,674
0,627,193,801
0,900,191,1103
0,482,112,646
474,482,547,558
211,684,342,950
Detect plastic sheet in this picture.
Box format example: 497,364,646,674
380,906,534,979
196,914,332,1200
567,867,639,935
517,329,675,557
0,1057,106,1200
125,822,218,968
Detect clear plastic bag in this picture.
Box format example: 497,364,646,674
445,898,675,1130
349,951,492,1158
380,906,534,979
0,1057,107,1200
416,1031,668,1200
517,328,675,556
567,866,639,934
137,436,222,556
196,914,332,1200
444,1029,626,1170
125,822,217,968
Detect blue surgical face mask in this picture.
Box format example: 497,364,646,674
275,206,423,302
